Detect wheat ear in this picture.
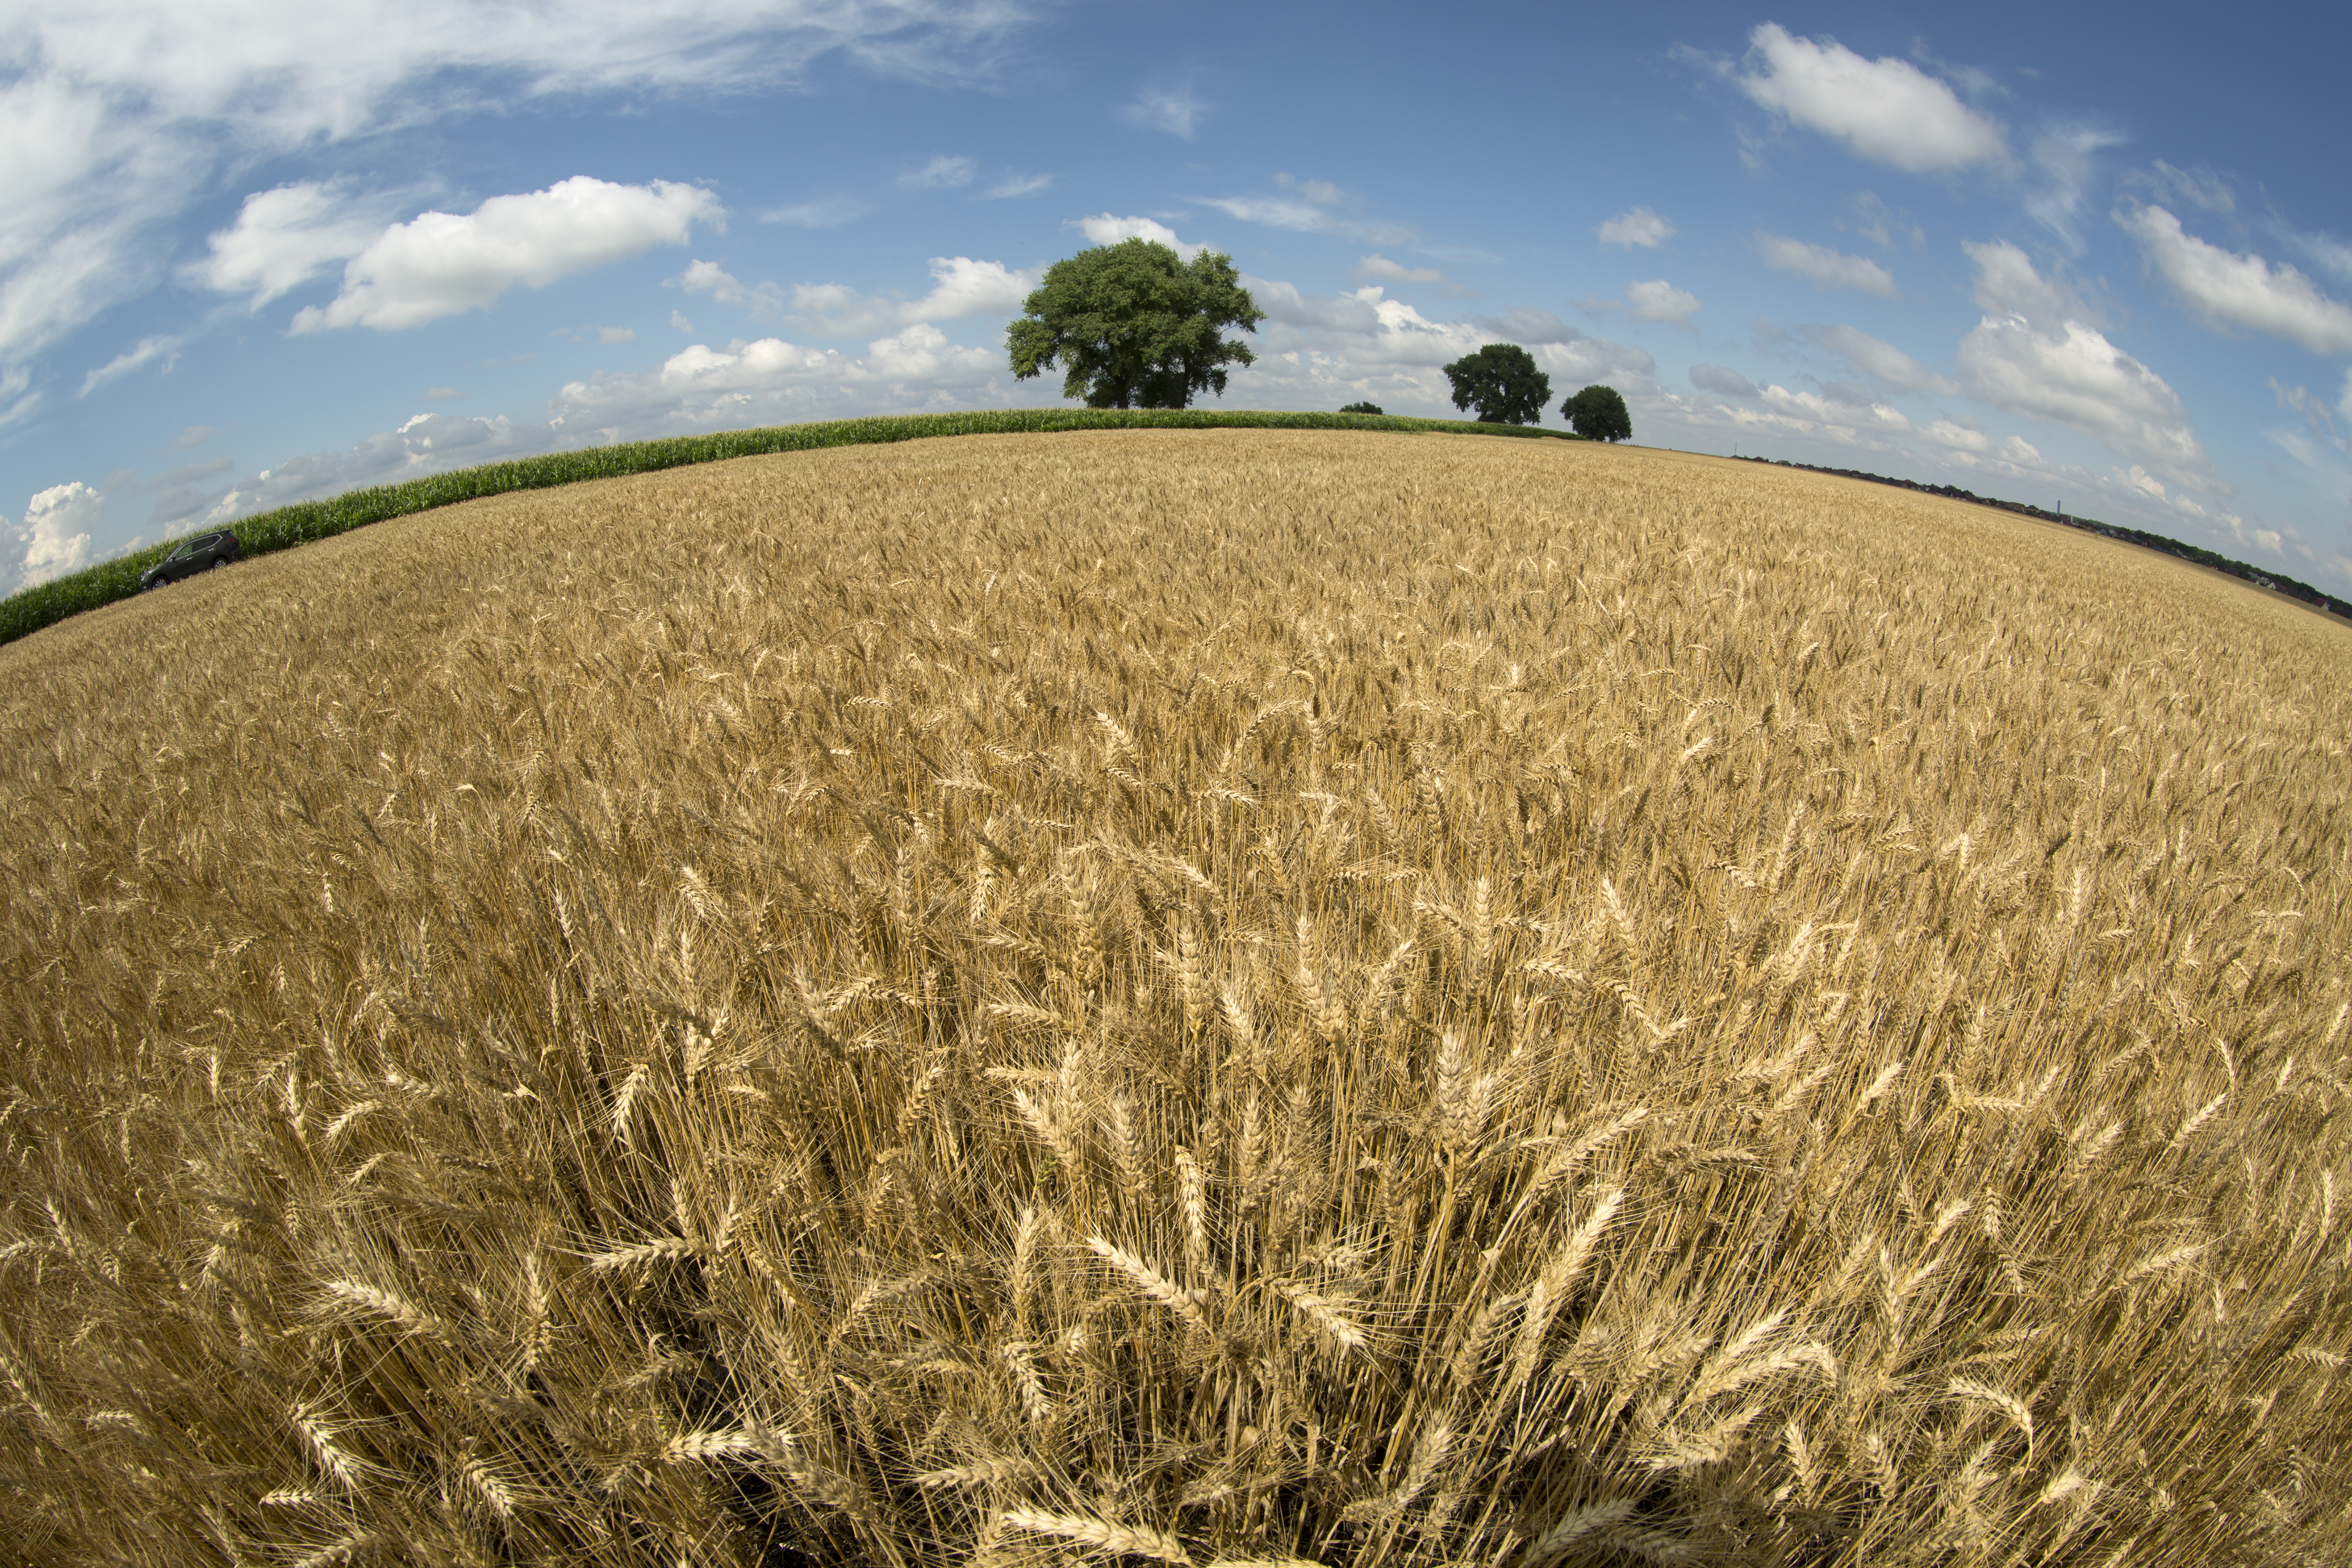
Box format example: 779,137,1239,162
1088,1236,1209,1330
1508,1186,1626,1388
1000,1509,1193,1565
1522,1499,1638,1568
1271,1278,1369,1357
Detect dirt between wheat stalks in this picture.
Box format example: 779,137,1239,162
2,429,2349,1568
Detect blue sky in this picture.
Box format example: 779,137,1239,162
6,0,2351,597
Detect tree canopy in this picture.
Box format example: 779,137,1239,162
1563,384,1632,443
1339,400,1384,415
1440,344,1550,425
1006,240,1264,410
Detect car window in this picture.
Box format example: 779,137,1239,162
167,543,193,561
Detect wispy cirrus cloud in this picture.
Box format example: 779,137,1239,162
1689,363,1758,398
2123,160,2236,215
1122,85,1206,138
1848,193,1923,252
1797,322,1950,393
984,172,1053,199
77,334,183,398
1752,233,1900,298
1198,178,1418,248
1353,254,1446,286
2026,123,2129,252
759,197,869,229
899,154,976,190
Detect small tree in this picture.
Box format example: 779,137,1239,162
1339,401,1384,415
1007,240,1264,409
1440,344,1550,425
1562,384,1632,443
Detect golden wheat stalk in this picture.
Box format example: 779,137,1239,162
1508,1186,1626,1388
662,1427,770,1463
916,1454,1044,1489
999,1508,1193,1565
584,1235,699,1274
1087,1237,1208,1330
1270,1278,1369,1358
318,1279,453,1344
1174,1148,1210,1278
1522,1499,1638,1568
287,1403,376,1490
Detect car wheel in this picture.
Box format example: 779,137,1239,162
210,559,228,572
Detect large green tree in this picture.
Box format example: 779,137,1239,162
1563,384,1633,443
1440,343,1551,425
1007,240,1264,409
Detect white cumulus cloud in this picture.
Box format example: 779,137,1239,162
2117,205,2352,357
0,0,1027,377
1966,237,2095,326
1733,23,2007,173
1760,383,1912,434
550,323,1012,434
8,481,101,594
1238,277,1653,415
676,260,787,318
1625,280,1702,327
1598,207,1675,249
1920,418,1991,452
1956,239,2214,490
864,321,999,381
185,181,404,308
1753,234,1900,298
783,256,1038,337
1073,214,1207,257
292,178,720,334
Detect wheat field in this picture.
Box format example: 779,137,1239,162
2,428,2348,1568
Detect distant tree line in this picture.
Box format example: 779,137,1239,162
1734,455,2352,621
1438,343,1631,441
1000,255,1641,447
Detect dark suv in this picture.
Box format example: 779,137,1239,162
139,530,241,591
